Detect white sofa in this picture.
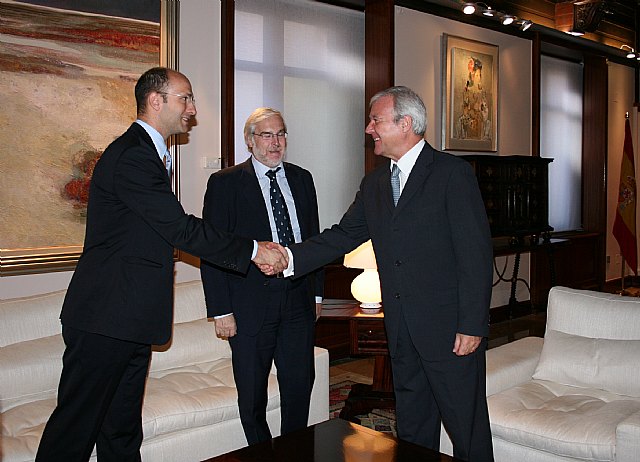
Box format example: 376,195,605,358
440,286,640,462
0,280,330,462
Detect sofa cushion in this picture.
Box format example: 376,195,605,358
0,335,64,412
150,318,231,374
0,290,65,347
533,329,640,397
144,359,280,439
488,380,640,462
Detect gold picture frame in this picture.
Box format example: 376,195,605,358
0,0,179,276
441,34,498,152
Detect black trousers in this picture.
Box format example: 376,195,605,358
391,313,494,462
229,280,316,445
36,326,151,462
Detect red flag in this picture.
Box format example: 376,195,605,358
613,117,637,275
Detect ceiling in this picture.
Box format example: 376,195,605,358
323,0,638,55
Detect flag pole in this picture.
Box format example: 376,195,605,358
621,256,626,292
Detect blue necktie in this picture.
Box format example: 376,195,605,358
391,163,401,206
163,150,172,177
265,168,294,246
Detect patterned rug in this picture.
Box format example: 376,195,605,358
329,380,397,436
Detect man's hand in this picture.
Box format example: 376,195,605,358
453,333,482,356
253,241,288,275
214,315,237,339
315,303,322,321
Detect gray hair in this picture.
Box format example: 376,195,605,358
243,107,287,148
370,86,427,137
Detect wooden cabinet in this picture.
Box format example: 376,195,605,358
461,155,553,242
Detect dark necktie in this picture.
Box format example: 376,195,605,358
391,163,401,206
265,167,295,246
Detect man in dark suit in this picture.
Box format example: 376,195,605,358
35,68,287,462
283,86,494,461
200,107,323,445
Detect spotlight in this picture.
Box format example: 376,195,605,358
501,14,515,25
519,20,532,31
621,45,636,59
476,2,494,16
462,2,476,15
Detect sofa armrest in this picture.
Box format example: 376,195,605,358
617,410,640,462
486,336,544,396
308,346,330,425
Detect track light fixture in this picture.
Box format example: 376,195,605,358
519,19,532,31
458,2,535,32
476,2,494,16
621,45,636,59
462,2,476,15
501,14,515,26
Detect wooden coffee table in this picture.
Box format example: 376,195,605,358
203,418,462,461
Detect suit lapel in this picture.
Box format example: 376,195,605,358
394,143,434,213
129,123,171,187
239,159,272,237
378,164,395,213
283,163,309,239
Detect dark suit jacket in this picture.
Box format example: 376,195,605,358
200,158,323,336
291,142,493,360
61,123,253,345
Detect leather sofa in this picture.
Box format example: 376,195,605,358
0,280,330,461
440,286,640,461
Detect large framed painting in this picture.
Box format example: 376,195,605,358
441,34,498,152
0,0,178,275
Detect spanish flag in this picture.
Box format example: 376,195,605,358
613,116,637,275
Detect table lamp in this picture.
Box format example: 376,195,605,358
343,240,382,314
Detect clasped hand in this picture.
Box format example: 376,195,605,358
252,241,289,275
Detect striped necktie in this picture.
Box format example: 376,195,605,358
391,163,401,206
265,167,294,246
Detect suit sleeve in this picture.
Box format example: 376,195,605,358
291,178,370,278
302,170,325,298
113,146,253,275
200,173,234,318
447,161,493,337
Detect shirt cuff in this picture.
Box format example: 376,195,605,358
213,313,233,319
282,247,294,277
251,240,258,260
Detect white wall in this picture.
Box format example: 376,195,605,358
606,62,637,281
394,6,533,308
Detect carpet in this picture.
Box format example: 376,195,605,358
329,380,397,436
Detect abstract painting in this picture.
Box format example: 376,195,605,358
0,0,171,275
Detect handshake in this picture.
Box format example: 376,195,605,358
252,241,290,275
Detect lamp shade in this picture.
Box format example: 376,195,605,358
343,240,377,269
344,240,381,313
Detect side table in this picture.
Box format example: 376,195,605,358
318,301,395,422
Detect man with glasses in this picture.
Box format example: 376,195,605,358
36,69,287,462
200,107,323,445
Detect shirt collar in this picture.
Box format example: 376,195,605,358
251,156,283,178
135,119,168,159
391,139,425,175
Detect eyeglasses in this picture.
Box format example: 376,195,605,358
159,92,196,105
254,131,288,141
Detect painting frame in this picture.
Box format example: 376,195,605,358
0,0,179,276
441,34,499,152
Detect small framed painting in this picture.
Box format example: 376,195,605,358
442,34,499,152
